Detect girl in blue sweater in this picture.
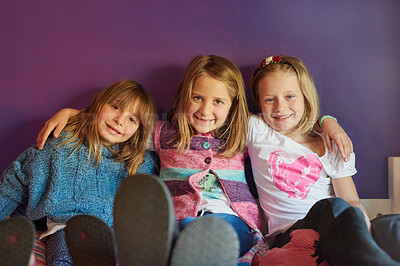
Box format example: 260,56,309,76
0,80,158,265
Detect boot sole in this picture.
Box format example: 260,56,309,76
170,215,239,266
65,214,118,266
0,216,35,266
113,174,176,266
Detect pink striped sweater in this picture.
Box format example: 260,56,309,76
153,121,262,230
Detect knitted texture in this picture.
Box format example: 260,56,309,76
154,121,261,230
0,136,159,226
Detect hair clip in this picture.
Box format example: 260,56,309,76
259,56,283,68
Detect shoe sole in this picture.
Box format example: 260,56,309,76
0,216,35,266
170,215,239,266
65,214,118,266
113,174,176,266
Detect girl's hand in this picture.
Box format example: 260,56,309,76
36,108,79,150
321,117,353,162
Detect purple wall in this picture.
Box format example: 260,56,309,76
1,1,399,198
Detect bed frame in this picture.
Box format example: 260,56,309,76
360,157,400,219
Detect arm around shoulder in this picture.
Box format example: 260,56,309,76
315,115,353,162
36,108,80,150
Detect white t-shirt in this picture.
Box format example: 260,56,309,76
247,114,357,236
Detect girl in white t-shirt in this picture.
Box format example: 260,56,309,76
248,55,399,265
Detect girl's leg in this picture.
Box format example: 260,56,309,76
371,214,400,261
178,216,197,230
207,213,253,256
45,229,73,266
273,197,352,248
317,207,399,265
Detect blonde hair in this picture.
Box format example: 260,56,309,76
60,80,155,175
167,55,249,158
250,55,320,135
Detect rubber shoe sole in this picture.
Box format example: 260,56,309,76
0,216,35,266
114,174,176,266
65,214,117,266
170,215,239,266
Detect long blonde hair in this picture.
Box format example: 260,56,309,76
60,80,155,174
250,55,320,135
167,55,249,158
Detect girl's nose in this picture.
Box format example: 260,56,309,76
275,99,287,111
199,102,212,115
114,117,122,125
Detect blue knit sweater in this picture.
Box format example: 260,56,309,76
0,137,159,226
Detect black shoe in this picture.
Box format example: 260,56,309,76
317,207,400,266
65,214,117,266
371,214,400,262
170,215,240,266
113,174,176,266
0,216,35,266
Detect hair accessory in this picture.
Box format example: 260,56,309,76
259,56,285,68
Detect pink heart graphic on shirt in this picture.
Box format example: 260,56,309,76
268,150,322,199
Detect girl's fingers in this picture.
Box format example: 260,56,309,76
36,121,58,149
325,134,333,153
337,136,353,162
336,141,348,161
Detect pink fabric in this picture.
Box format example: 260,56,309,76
33,232,46,265
238,229,269,265
160,148,245,170
153,121,262,230
269,151,323,200
173,193,200,218
252,229,329,266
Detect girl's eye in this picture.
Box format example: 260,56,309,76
215,99,222,105
193,96,202,101
287,95,295,99
112,105,119,110
129,117,136,123
265,98,274,103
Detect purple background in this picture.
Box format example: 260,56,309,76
1,1,399,198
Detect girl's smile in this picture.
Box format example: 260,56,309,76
193,114,215,123
105,123,122,135
186,75,232,134
258,71,305,136
272,113,294,120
